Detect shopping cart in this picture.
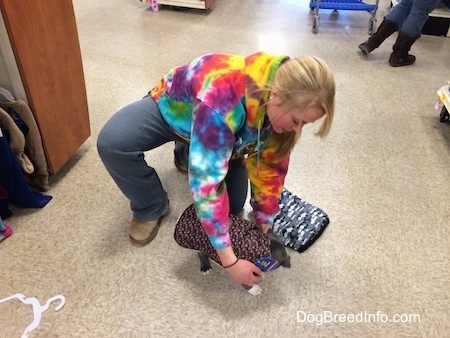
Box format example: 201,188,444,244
310,0,380,34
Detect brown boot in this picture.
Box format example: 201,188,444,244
129,213,167,245
389,32,418,67
358,19,398,55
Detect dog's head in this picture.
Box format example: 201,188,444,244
267,229,291,268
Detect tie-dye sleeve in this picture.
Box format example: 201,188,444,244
188,102,236,250
247,138,290,226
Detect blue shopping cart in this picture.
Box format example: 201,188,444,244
310,0,380,34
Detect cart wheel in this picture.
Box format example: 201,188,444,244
368,18,377,35
313,17,319,34
439,106,450,123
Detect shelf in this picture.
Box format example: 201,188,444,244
429,3,450,19
0,0,90,173
156,0,215,10
438,85,450,112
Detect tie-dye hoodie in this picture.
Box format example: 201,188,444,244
150,52,291,250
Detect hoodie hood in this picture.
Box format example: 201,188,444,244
244,53,289,129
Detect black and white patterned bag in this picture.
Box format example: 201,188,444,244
273,188,329,253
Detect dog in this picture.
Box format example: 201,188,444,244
174,204,291,296
197,229,291,296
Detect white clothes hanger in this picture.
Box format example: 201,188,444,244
0,86,16,102
0,293,66,338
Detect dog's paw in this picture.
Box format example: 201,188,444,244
200,268,211,275
247,284,262,296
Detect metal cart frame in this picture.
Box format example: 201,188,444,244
310,0,380,34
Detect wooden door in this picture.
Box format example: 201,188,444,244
0,0,90,173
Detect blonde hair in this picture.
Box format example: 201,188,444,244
268,56,335,158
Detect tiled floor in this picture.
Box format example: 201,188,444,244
1,0,449,337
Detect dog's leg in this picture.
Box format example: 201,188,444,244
197,252,212,275
242,284,262,296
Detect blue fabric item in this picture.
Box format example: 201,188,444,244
0,130,52,219
0,195,12,219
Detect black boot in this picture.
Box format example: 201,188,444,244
174,141,189,174
389,32,418,67
358,19,398,55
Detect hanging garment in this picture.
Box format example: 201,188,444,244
0,127,52,219
0,106,34,173
0,91,50,191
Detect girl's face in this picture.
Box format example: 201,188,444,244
266,98,325,134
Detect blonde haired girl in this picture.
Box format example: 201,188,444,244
98,52,335,287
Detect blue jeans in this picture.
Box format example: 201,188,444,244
387,0,440,37
97,95,248,221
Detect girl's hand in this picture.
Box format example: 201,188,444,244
217,246,262,285
225,259,262,286
260,223,271,234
